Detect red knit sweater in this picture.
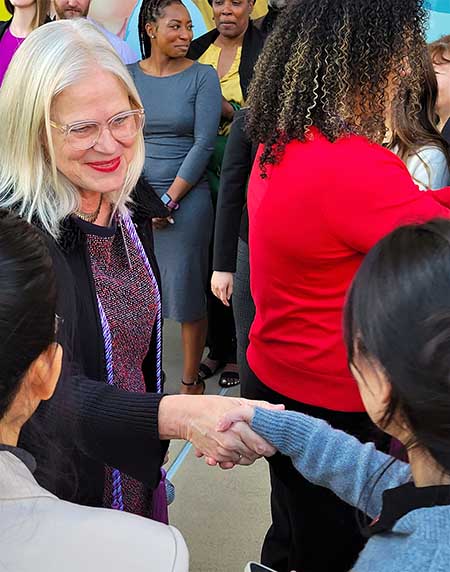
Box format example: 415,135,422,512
247,130,450,412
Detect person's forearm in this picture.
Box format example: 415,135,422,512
158,395,192,440
251,408,411,518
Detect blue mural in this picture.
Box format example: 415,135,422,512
426,0,450,42
119,0,450,53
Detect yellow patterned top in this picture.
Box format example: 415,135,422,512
199,43,243,135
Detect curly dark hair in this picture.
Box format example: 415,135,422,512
138,0,185,58
246,0,429,174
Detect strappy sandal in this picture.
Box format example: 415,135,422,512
198,358,225,381
180,376,206,395
218,370,240,388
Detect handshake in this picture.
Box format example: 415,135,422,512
158,395,284,468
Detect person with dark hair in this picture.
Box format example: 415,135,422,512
429,34,450,144
0,211,189,571
0,18,279,523
129,0,221,395
187,0,264,389
387,49,450,189
231,0,450,570
210,0,284,382
210,109,256,380
0,0,49,86
219,217,450,572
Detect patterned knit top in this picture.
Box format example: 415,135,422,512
76,215,158,517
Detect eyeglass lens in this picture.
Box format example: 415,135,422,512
67,112,143,150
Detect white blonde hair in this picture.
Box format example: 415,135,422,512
0,19,145,238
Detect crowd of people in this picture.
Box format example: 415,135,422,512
1,0,450,571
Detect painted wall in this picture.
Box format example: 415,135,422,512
0,1,10,20
0,1,449,45
426,1,450,42
88,0,268,54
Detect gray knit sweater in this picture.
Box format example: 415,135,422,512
252,408,450,572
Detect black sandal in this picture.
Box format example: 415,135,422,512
198,359,224,381
181,377,206,394
218,370,240,388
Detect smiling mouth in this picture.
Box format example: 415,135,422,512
87,157,121,173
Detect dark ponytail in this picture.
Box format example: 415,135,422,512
0,210,57,420
344,218,450,476
138,0,185,58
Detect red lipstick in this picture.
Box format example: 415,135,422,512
87,157,121,173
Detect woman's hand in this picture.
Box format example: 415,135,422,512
222,97,235,122
152,216,174,230
158,395,283,466
211,271,234,306
215,404,256,432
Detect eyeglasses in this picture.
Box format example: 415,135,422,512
50,109,145,151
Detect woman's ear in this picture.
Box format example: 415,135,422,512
27,343,63,402
248,0,255,15
145,22,156,40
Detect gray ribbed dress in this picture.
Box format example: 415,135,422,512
128,61,221,322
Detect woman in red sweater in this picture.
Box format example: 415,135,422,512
242,1,450,571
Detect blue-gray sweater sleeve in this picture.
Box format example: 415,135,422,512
252,408,412,518
176,65,221,185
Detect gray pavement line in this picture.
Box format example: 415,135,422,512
166,386,229,480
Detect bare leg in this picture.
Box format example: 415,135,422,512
180,317,208,395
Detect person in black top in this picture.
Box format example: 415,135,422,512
0,18,279,512
188,0,265,388
211,109,256,387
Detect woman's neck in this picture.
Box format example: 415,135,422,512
78,191,112,227
408,446,450,487
9,5,37,38
215,27,247,49
438,113,450,133
141,52,186,77
0,420,20,447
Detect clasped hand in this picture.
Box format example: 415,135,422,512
185,397,282,469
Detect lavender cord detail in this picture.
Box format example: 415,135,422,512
97,296,125,512
122,214,163,393
122,215,168,523
96,215,164,515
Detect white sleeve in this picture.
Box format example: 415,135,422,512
407,147,450,190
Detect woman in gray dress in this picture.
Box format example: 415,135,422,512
129,0,221,393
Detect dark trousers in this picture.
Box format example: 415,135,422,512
241,363,387,572
205,288,237,363
232,239,255,375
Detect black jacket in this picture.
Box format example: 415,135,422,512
187,20,265,99
0,19,11,40
19,181,170,507
213,109,256,272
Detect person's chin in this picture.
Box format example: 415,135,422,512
83,170,128,195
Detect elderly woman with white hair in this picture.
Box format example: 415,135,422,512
0,18,279,521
